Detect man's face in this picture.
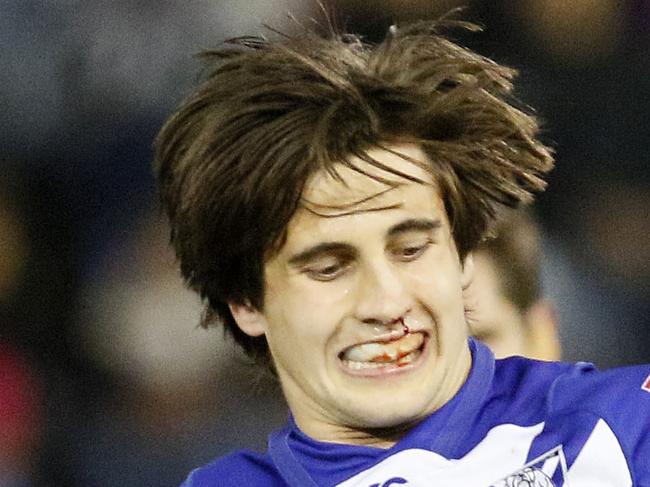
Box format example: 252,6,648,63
231,143,472,445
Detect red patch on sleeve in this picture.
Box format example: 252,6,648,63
642,374,650,393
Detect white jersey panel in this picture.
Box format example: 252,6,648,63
566,418,632,487
336,423,544,487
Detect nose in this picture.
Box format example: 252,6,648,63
353,259,412,326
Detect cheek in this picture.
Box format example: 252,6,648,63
264,280,350,344
408,248,464,300
411,261,458,287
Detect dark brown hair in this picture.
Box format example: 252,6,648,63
154,19,554,365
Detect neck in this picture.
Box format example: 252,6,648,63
292,414,425,449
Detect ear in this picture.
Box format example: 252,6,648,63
228,302,267,337
460,253,474,290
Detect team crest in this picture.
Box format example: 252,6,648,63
490,446,567,487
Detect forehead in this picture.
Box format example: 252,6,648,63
268,143,449,260
302,143,436,214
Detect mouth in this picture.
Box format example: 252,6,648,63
338,332,427,376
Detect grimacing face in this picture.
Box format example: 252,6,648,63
229,143,473,447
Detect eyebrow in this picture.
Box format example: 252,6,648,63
287,218,441,267
288,242,357,267
386,218,442,238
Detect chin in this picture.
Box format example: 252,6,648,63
349,397,431,430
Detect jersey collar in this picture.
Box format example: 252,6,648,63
268,338,496,486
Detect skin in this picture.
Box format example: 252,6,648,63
467,252,529,358
230,143,473,448
467,252,561,361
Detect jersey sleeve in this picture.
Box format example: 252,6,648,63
549,363,650,484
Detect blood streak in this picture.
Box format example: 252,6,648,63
366,318,414,365
400,317,410,334
396,357,410,367
370,349,411,364
371,353,394,363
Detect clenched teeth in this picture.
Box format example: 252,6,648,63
341,332,424,367
343,349,422,370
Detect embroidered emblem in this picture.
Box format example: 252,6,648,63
490,446,567,487
642,373,650,393
492,466,555,487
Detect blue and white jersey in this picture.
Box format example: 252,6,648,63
181,339,650,486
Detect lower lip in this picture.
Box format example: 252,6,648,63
338,334,429,378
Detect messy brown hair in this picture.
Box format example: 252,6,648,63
154,19,554,366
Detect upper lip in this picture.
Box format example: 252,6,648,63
338,330,428,358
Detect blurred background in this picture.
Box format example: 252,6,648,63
1,0,648,485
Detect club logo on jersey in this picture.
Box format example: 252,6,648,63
642,373,650,393
490,446,567,487
491,467,554,487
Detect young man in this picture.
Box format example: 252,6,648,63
154,20,650,487
467,210,561,361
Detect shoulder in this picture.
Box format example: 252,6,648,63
492,355,579,404
492,359,650,479
493,355,578,390
483,356,583,423
494,357,650,418
548,362,650,416
180,449,284,487
546,363,650,481
546,362,650,446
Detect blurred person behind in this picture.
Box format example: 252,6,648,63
466,209,561,361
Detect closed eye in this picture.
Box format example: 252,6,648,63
392,239,432,262
304,259,351,281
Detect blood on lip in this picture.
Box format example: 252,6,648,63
370,349,411,364
339,329,425,368
368,334,423,366
370,352,394,363
399,317,410,334
339,333,427,374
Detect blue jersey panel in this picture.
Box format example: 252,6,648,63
180,339,650,486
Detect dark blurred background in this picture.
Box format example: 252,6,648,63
1,1,648,485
